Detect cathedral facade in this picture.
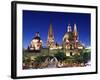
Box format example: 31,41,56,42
47,23,56,49
47,23,84,56
63,24,84,56
27,23,84,56
28,32,42,51
47,23,62,50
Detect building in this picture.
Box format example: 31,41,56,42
28,32,42,51
27,23,84,55
63,24,84,56
47,23,56,50
47,23,62,50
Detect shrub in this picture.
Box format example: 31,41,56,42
82,51,91,63
54,52,66,61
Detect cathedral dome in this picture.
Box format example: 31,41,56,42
63,32,73,41
28,32,42,51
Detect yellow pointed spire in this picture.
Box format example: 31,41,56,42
47,23,55,48
73,24,78,36
48,23,54,39
49,23,53,36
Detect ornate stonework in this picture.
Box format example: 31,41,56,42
28,32,42,51
63,24,84,56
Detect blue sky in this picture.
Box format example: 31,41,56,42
23,10,91,48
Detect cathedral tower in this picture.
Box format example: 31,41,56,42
47,23,55,48
28,32,42,51
73,24,78,48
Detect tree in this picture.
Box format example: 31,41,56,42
82,51,91,63
54,52,66,61
73,54,83,63
34,56,44,63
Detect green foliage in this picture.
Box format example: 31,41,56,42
23,48,91,69
81,51,91,63
72,55,83,63
34,56,45,63
54,52,66,61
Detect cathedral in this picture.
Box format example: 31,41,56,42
47,23,62,50
47,23,55,48
28,32,42,51
63,24,84,56
47,23,84,56
27,23,84,56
